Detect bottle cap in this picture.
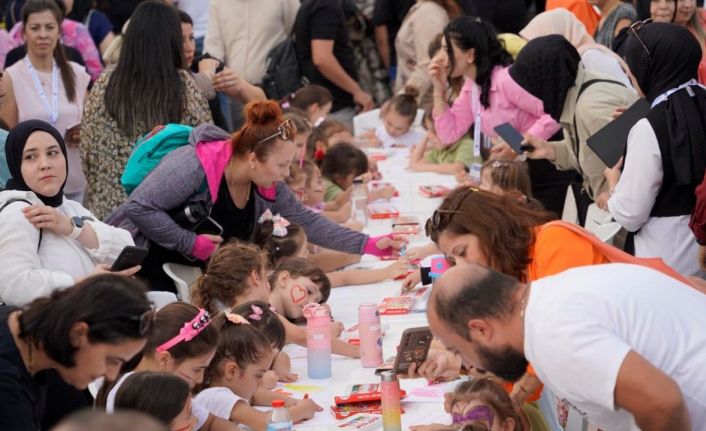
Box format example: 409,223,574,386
271,399,285,408
380,371,398,382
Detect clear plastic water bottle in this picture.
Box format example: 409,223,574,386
266,400,292,431
351,178,367,225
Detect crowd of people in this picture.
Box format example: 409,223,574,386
0,0,705,430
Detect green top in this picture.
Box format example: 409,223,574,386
323,176,344,202
425,136,479,166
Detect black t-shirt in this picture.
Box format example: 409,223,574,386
372,0,415,66
295,0,357,112
210,178,255,242
0,306,47,431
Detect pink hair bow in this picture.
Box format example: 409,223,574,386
249,304,264,321
258,209,290,237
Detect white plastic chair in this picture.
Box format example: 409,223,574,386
162,263,202,303
561,185,579,224
146,291,178,310
584,203,622,244
352,108,424,135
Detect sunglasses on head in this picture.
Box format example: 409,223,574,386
253,119,297,151
96,307,156,336
424,187,477,237
629,18,652,61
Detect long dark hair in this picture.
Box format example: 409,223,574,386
444,17,513,108
22,0,77,102
114,371,190,426
18,274,152,367
104,0,185,137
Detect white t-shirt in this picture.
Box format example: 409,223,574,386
525,263,706,430
374,124,423,148
193,386,245,422
105,371,210,429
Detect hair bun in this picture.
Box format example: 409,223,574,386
244,100,282,126
403,85,420,99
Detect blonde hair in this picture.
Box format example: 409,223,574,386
190,241,268,315
481,160,532,197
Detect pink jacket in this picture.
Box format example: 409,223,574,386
433,66,560,145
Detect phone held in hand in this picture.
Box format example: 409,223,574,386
493,123,529,154
392,326,433,374
110,246,149,272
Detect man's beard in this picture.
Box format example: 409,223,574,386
476,344,528,382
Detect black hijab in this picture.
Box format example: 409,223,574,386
624,22,705,185
508,35,581,121
5,120,68,207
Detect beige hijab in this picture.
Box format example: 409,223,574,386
520,8,628,70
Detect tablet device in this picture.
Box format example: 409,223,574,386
586,98,650,167
493,123,525,154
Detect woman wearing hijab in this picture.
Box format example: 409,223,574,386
606,22,706,276
510,35,638,211
0,120,136,307
520,9,634,89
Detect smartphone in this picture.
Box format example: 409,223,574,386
110,246,149,272
493,123,526,155
194,216,223,236
393,326,433,374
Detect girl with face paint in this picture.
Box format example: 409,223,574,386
0,119,136,306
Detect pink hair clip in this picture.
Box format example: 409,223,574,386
249,304,264,321
269,304,278,313
156,309,211,352
226,313,251,326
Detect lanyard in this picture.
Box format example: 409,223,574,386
24,56,59,125
471,82,481,157
651,79,706,108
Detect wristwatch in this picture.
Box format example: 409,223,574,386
67,216,85,240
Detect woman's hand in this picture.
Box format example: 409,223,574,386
65,124,81,147
375,234,408,254
428,54,448,95
521,135,556,161
604,156,623,190
401,270,422,292
212,68,243,98
23,205,73,236
198,58,220,79
75,263,141,283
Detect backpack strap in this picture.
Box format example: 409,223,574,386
0,198,43,251
540,220,692,286
571,78,625,196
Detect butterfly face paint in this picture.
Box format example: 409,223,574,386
451,404,494,426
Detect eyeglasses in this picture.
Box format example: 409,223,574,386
424,187,478,237
254,119,297,150
99,308,155,336
629,18,652,61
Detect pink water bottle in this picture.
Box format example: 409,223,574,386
380,371,402,431
304,304,332,379
358,303,383,368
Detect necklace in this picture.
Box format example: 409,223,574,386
226,158,251,203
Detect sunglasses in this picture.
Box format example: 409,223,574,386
629,18,652,61
99,307,156,336
254,119,297,150
424,187,477,237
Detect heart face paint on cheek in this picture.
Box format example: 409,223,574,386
290,284,308,305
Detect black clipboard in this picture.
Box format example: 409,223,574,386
586,99,651,167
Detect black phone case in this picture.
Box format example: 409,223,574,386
111,246,149,272
493,123,525,155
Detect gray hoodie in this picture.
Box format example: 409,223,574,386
109,124,368,256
